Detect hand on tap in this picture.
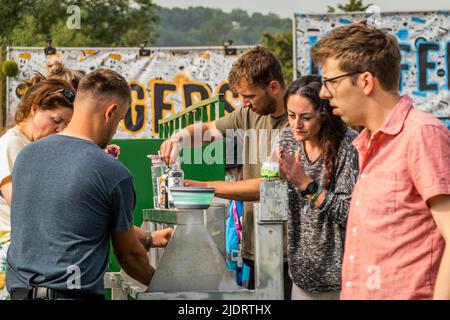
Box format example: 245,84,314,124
147,227,174,249
159,135,183,165
135,226,174,251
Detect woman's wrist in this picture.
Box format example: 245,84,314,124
307,188,326,206
298,177,313,191
310,186,323,203
171,129,189,144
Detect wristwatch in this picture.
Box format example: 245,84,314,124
145,231,152,251
301,181,319,197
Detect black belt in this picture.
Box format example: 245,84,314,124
11,287,104,300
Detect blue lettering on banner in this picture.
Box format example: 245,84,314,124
339,18,353,24
411,17,427,24
295,12,450,118
307,29,320,75
397,29,409,41
417,40,440,93
447,41,450,90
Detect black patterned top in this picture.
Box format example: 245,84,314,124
279,127,359,293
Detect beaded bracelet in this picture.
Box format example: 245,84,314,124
310,186,323,204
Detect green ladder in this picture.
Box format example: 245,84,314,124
158,94,225,138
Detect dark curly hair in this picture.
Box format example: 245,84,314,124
284,75,347,186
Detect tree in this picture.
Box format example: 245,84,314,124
61,0,159,46
0,1,35,42
0,0,160,127
328,0,370,13
154,6,291,46
0,0,160,48
260,31,293,84
262,0,371,83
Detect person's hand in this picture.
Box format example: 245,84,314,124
150,227,174,248
105,144,120,159
159,136,182,165
278,148,312,191
184,179,208,187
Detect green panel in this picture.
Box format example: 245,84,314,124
107,138,164,274
194,109,201,122
188,112,194,125
210,103,217,121
112,139,166,226
218,94,225,118
169,121,174,136
201,106,208,122
180,142,225,182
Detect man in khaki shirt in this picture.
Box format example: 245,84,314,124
160,46,291,297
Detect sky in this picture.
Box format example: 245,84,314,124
152,0,449,18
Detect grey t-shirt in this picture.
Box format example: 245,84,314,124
215,107,289,260
6,135,135,295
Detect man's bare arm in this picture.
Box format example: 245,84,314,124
159,122,222,164
0,179,12,206
429,194,450,300
185,178,261,201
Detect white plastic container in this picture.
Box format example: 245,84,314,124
148,155,168,208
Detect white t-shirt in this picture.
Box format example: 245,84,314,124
0,126,31,244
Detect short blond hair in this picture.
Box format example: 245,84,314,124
312,22,401,92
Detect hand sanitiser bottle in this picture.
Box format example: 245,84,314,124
167,161,184,208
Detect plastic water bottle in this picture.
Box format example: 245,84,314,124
148,155,168,208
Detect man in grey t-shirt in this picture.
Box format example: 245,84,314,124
7,69,172,300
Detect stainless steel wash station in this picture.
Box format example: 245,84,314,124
104,180,288,300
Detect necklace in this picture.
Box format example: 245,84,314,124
302,141,322,165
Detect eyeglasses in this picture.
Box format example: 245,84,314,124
321,71,362,93
43,88,76,104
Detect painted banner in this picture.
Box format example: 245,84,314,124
295,11,450,120
6,46,250,138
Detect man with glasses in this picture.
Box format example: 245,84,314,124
312,22,450,300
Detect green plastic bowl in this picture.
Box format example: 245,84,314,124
170,187,216,209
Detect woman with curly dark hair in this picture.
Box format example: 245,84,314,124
277,75,359,299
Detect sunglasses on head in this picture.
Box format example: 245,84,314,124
44,88,76,104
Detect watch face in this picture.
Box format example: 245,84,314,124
307,181,319,194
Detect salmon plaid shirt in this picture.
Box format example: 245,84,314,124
341,95,450,300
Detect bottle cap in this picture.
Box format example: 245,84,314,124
171,161,181,170
147,155,164,165
261,161,280,180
